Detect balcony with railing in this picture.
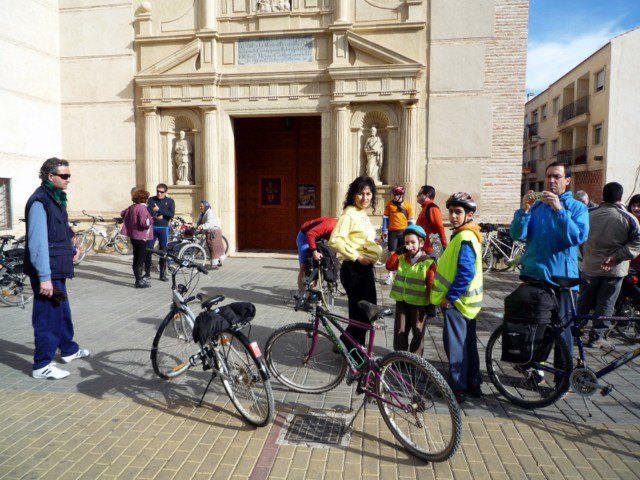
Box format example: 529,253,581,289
558,95,589,124
557,146,587,165
526,122,538,140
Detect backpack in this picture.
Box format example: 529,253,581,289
500,283,558,364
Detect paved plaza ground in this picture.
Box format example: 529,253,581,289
1,253,639,479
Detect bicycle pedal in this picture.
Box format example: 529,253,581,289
600,386,613,396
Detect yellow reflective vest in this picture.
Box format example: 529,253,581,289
390,255,434,306
430,229,483,319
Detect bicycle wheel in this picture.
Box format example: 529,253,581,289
151,310,196,379
614,318,640,343
114,234,133,255
265,323,348,393
178,243,207,266
376,351,462,463
0,271,33,307
481,242,493,273
512,243,525,272
222,235,229,254
485,324,571,409
217,330,274,427
72,232,91,264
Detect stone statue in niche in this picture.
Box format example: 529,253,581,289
174,130,192,185
257,0,290,13
364,126,384,185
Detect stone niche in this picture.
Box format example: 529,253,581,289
159,108,202,215
351,103,400,189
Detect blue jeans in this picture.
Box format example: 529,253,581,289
30,278,79,370
145,226,170,276
442,306,482,391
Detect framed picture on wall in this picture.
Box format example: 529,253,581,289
298,184,316,209
259,177,282,207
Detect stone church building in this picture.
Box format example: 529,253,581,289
1,0,528,252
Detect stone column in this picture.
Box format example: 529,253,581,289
200,0,216,30
332,102,350,215
201,105,218,204
143,106,159,192
335,0,350,24
400,100,418,200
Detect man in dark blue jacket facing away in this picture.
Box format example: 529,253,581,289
24,157,90,379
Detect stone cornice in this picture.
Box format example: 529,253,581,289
138,39,202,76
328,64,422,80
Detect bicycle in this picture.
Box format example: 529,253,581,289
148,248,274,426
264,292,463,462
0,235,32,308
479,223,525,273
292,241,341,311
170,217,229,256
74,211,132,263
485,275,640,413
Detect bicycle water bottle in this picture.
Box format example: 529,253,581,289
348,348,366,369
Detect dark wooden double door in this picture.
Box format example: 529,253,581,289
235,116,321,251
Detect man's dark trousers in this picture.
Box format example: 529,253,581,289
30,278,78,370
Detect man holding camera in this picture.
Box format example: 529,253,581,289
24,157,90,379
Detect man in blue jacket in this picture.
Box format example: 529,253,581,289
145,183,175,282
24,158,90,379
510,161,589,362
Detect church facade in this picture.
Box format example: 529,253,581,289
1,0,528,251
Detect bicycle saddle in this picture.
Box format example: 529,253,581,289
0,235,15,241
197,293,225,310
551,276,588,289
358,301,393,321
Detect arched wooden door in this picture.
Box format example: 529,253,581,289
235,116,321,251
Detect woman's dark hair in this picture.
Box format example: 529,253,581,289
628,194,640,214
132,189,150,204
343,176,377,210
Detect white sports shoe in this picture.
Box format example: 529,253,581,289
61,348,91,364
32,363,70,380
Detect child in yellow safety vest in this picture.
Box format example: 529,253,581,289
430,192,484,404
385,225,437,357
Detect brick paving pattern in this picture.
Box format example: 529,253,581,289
1,254,639,479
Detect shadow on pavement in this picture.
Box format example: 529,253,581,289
0,338,34,375
74,347,256,430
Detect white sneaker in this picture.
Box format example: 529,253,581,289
32,363,70,380
61,348,91,363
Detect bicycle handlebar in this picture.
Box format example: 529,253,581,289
146,248,208,274
82,210,104,223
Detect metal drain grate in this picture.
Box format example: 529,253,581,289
284,414,347,445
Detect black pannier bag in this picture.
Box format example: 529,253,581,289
305,240,340,283
501,283,558,364
193,302,256,344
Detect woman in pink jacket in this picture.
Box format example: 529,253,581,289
121,189,154,288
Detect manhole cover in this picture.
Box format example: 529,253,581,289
283,414,347,446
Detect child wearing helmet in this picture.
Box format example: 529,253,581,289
430,192,484,404
382,185,415,285
385,224,437,356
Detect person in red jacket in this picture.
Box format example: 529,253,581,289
296,217,338,295
416,185,448,255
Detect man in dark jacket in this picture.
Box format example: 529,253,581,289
145,183,175,282
578,182,640,349
24,157,90,379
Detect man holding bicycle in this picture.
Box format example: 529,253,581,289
510,161,589,360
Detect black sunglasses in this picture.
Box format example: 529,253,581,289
52,173,71,180
156,190,167,194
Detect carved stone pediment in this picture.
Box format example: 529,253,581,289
138,39,202,76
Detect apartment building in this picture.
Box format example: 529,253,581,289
522,27,640,204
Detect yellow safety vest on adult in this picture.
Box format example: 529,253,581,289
390,255,434,306
430,229,483,319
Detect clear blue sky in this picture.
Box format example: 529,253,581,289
527,0,640,94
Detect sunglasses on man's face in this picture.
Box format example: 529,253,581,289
52,173,71,180
157,190,166,194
